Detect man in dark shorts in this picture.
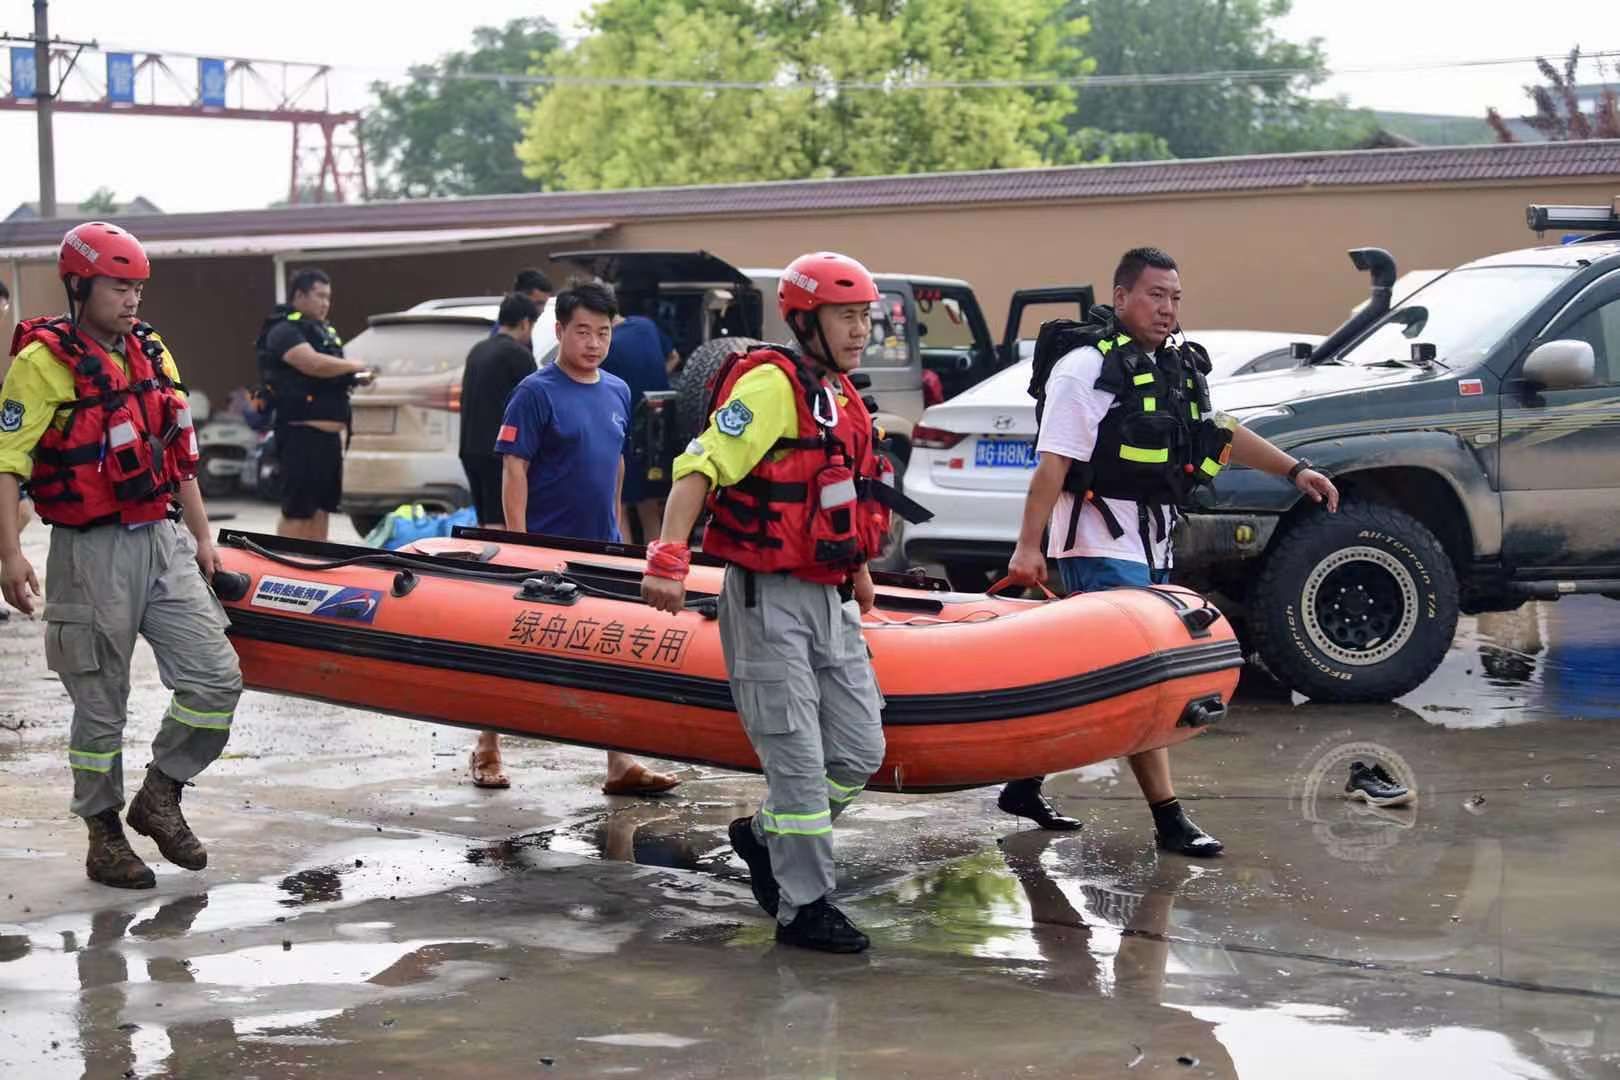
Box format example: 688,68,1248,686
255,269,371,541
460,293,539,525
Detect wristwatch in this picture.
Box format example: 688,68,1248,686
1286,459,1313,483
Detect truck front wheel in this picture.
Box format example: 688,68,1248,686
1250,503,1458,702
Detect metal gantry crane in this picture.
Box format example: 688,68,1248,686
2,19,368,209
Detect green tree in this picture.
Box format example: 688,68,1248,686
518,0,1167,192
364,18,562,198
1060,0,1374,158
79,186,119,214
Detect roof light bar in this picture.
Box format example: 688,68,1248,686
1526,199,1620,233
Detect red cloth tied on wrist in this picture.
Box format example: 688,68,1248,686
645,540,692,581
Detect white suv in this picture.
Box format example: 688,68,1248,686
340,298,559,536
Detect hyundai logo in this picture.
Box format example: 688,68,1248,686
992,415,1015,431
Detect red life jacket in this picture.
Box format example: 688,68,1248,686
14,316,198,528
701,347,894,585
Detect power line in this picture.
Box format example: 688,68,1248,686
413,47,1620,93
43,38,1620,96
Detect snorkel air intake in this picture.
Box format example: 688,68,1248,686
1310,247,1397,364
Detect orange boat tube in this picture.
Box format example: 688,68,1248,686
213,528,1241,791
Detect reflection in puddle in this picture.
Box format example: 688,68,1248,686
1404,597,1620,727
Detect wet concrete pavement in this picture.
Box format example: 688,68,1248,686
1,501,1617,1078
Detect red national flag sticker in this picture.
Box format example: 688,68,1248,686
498,424,518,442
1457,379,1484,397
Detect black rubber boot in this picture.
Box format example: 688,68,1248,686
85,809,156,890
998,778,1083,831
728,816,780,917
127,765,207,871
775,898,870,954
1151,799,1223,857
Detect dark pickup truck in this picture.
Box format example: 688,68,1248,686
1178,201,1620,702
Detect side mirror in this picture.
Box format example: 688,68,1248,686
1522,339,1596,390
1290,341,1314,367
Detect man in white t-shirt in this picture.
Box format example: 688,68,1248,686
1001,247,1339,855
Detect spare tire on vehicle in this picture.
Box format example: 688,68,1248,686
674,336,764,440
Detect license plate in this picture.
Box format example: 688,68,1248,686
974,438,1036,468
350,407,397,435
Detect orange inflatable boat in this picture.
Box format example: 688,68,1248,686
213,528,1241,791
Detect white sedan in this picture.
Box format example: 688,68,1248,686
900,330,1324,587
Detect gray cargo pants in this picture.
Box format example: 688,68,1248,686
44,520,242,818
719,567,886,925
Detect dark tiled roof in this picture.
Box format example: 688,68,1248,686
4,141,1617,247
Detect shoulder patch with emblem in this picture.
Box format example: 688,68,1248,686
715,400,754,437
0,399,24,433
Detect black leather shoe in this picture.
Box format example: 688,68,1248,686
775,898,869,954
728,817,780,917
1154,807,1224,857
998,778,1083,831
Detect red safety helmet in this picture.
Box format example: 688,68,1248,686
777,251,879,321
59,222,150,284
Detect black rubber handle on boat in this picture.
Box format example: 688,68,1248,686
212,571,252,602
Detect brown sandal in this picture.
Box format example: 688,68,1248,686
601,764,680,796
469,749,510,789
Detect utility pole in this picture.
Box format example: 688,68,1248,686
33,0,56,219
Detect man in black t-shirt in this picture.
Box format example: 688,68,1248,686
256,269,370,541
460,293,540,526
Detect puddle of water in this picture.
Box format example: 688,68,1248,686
578,1032,706,1049
186,938,490,989
1400,598,1620,728
1181,1004,1560,1080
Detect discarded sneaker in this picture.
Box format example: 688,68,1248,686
1152,799,1224,857
1370,762,1416,799
127,765,208,870
1346,761,1413,808
775,898,870,954
728,816,780,917
85,809,156,890
998,778,1083,832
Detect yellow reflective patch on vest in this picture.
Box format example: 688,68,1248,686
1142,397,1156,412
1200,457,1223,476
287,312,303,321
1190,403,1200,420
1120,445,1169,464
1098,339,1114,355
1132,372,1155,386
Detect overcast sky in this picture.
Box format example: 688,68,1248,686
0,0,1612,216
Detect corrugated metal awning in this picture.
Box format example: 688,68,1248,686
0,222,614,264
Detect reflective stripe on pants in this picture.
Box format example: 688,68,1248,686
44,520,243,818
719,567,886,925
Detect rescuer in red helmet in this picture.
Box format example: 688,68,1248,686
641,252,931,954
0,222,242,890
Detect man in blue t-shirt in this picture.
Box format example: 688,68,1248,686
466,282,680,798
602,311,676,543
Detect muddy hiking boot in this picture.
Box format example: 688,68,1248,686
85,809,156,890
1345,761,1415,808
127,765,208,871
776,898,870,954
998,778,1083,832
728,816,780,917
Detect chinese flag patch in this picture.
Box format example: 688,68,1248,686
498,424,518,442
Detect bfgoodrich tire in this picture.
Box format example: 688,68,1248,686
1250,503,1458,702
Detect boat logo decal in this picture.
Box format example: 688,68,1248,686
506,608,691,669
250,575,383,624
